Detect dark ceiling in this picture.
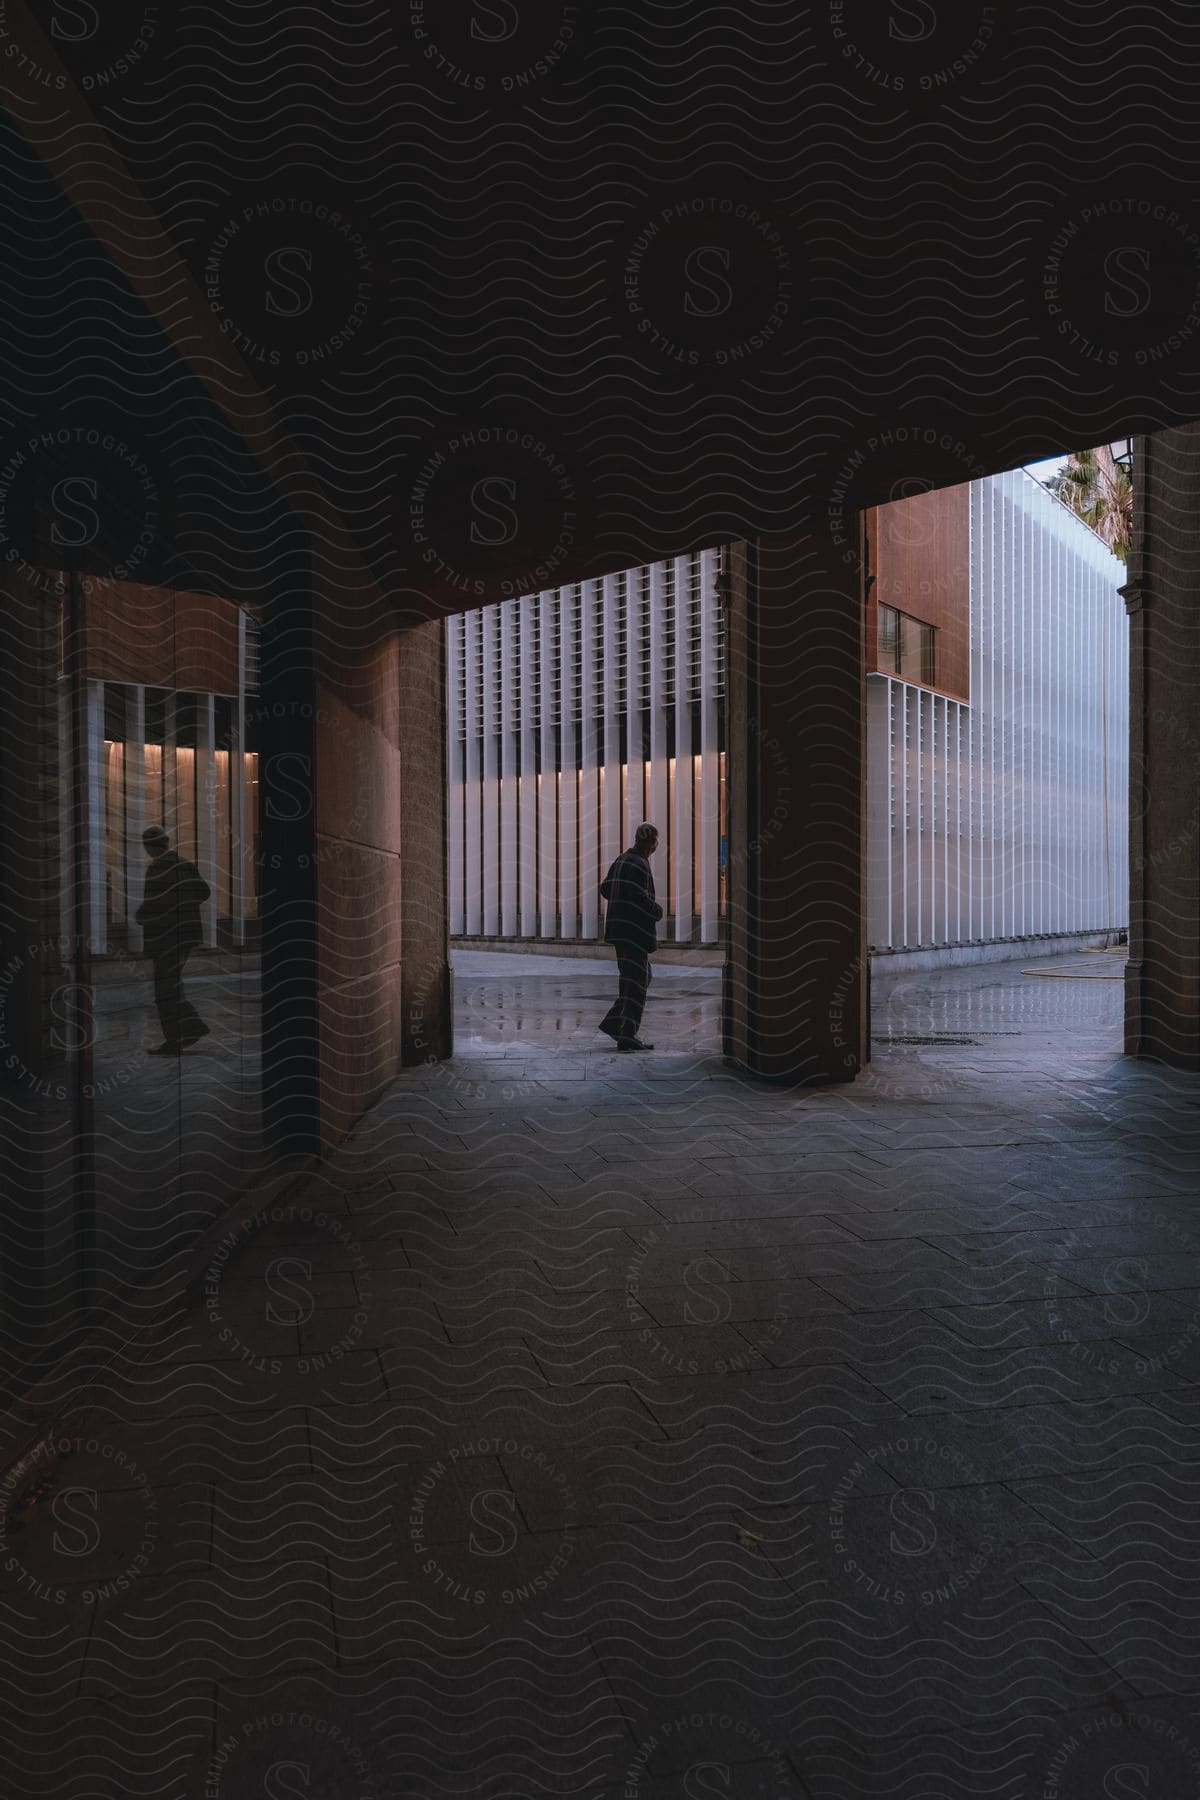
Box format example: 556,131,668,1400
2,1,1199,619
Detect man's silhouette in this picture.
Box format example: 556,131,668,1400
136,825,211,1055
598,822,662,1052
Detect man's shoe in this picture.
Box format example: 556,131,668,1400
617,1037,654,1052
179,1021,210,1046
148,1041,182,1055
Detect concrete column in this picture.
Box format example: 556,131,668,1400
0,566,88,1367
1124,428,1200,1070
723,526,869,1083
258,535,320,1156
399,619,452,1069
85,679,107,954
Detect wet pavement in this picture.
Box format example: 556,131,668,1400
3,946,1198,1799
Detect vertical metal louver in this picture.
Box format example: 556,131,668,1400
867,470,1128,952
445,546,727,945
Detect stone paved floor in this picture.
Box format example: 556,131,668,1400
3,947,1199,1798
87,954,263,1293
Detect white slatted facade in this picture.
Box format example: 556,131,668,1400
449,472,1127,956
447,549,726,944
867,469,1129,951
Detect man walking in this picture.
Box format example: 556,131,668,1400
136,825,211,1055
598,822,662,1052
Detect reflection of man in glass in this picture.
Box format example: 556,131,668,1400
136,826,211,1055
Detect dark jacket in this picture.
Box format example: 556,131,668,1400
600,849,662,956
136,851,210,953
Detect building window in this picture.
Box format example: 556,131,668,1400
878,604,936,685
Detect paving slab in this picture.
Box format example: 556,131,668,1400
9,948,1199,1795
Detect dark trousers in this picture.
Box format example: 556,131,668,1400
600,944,651,1041
151,945,205,1044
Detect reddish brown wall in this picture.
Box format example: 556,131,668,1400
867,483,970,702
82,578,240,694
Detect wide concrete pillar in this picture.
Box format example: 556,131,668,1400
257,532,322,1157
723,525,869,1082
0,566,86,1373
1124,428,1200,1069
259,532,452,1156
398,620,452,1068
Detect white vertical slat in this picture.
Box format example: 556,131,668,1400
1066,522,1075,933
952,701,962,946
990,475,999,939
648,560,669,839
899,685,910,942
1065,525,1072,936
1084,557,1095,924
1000,473,1012,939
161,687,178,861
1000,478,1007,943
972,479,985,942
941,697,950,944
896,681,905,947
231,618,247,947
499,600,518,936
1010,471,1021,939
698,547,720,943
126,683,146,955
1050,507,1057,928
197,692,218,948
481,606,500,936
1095,557,1105,922
447,616,465,935
1047,503,1058,933
865,675,893,948
538,590,558,936
672,553,693,942
1035,499,1045,929
883,680,893,946
921,684,928,943
86,680,107,954
1045,521,1055,933
579,578,600,937
557,584,578,939
1046,515,1055,932
1079,522,1086,928
978,476,988,943
463,611,483,936
517,599,537,935
625,567,643,846
1118,565,1129,922
1021,496,1029,943
601,573,622,876
1096,559,1106,922
934,693,943,942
